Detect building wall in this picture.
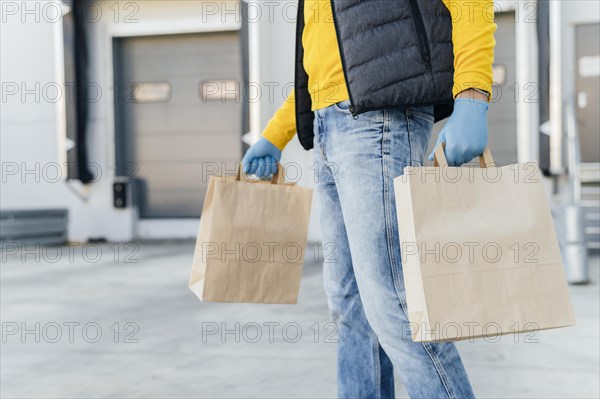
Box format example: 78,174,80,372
0,2,93,237
1,0,310,242
4,1,596,244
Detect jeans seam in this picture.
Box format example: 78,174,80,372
373,336,382,399
382,110,409,315
381,110,395,292
316,110,328,161
421,342,456,399
377,109,390,399
405,108,414,166
382,111,411,321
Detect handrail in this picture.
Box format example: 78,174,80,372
562,95,589,284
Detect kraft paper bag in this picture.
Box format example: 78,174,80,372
394,146,575,342
189,164,313,304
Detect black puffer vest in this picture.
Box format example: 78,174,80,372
295,0,455,150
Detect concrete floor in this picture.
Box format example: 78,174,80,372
1,241,599,398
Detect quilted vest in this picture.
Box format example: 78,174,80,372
295,0,455,150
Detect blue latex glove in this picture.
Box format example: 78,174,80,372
241,137,282,177
428,98,489,166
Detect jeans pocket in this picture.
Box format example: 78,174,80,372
404,106,434,165
333,99,352,112
406,105,435,123
313,109,329,157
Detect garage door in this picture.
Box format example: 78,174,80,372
113,32,243,218
576,23,600,164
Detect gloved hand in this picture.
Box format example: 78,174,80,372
428,98,489,166
241,137,282,177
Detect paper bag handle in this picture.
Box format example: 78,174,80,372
236,162,285,185
433,143,495,168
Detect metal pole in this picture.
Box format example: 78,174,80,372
562,97,589,284
549,0,564,174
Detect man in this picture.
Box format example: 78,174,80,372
243,0,495,397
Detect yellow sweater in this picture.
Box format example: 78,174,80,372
262,0,496,150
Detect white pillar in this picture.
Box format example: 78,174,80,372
549,0,564,174
515,1,540,163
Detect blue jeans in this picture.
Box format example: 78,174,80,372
313,100,474,399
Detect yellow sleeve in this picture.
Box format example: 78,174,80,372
442,0,497,100
261,91,297,151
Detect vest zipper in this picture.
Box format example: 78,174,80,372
294,0,303,130
409,0,432,70
330,0,359,119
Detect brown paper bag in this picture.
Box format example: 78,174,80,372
189,164,313,304
394,146,575,342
